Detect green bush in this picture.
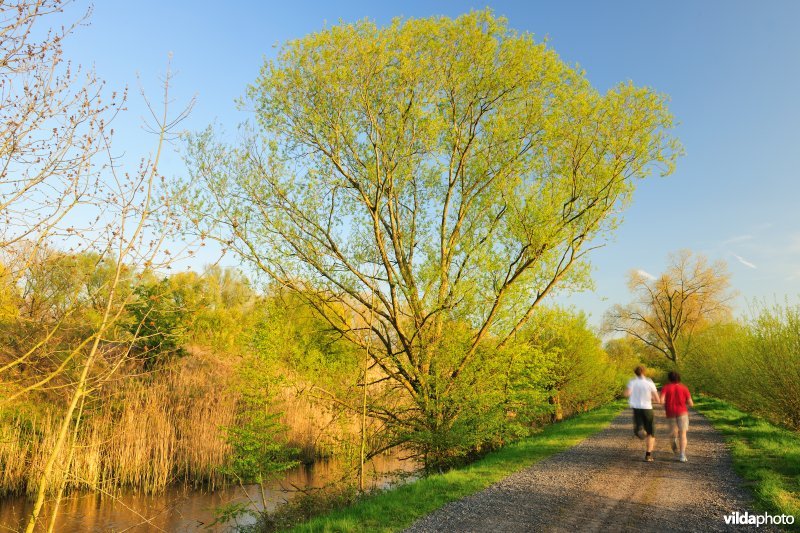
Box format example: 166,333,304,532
684,301,800,430
406,307,623,471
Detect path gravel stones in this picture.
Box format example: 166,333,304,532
405,408,775,532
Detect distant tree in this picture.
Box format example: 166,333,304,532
604,337,640,366
129,277,189,366
183,11,680,467
606,250,734,365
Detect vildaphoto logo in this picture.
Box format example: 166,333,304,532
724,511,795,527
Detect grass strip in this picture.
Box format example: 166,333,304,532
288,400,626,532
693,396,800,524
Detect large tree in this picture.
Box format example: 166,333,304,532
183,11,680,462
606,250,734,365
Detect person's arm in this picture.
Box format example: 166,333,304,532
687,392,694,408
651,383,661,404
624,380,632,398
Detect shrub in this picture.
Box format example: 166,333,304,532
684,301,800,430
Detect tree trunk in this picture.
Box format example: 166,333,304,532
549,392,563,423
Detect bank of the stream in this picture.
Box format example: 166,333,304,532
287,400,625,533
0,453,416,532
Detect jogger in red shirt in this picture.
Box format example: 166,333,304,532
660,371,694,462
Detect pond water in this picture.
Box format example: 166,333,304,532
0,454,417,532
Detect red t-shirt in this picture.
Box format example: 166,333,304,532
661,383,691,417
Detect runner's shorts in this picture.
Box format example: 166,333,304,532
633,408,655,436
668,414,689,431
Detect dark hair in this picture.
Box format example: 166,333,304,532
668,371,681,383
634,365,645,377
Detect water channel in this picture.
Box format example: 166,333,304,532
0,454,417,532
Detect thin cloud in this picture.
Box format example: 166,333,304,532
636,269,656,280
722,234,753,246
787,233,800,254
732,254,757,269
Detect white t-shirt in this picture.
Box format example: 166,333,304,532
627,377,658,409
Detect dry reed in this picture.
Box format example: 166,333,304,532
0,348,370,498
0,348,237,496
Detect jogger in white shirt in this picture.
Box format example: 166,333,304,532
625,365,661,462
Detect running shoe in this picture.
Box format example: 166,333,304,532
671,437,679,454
679,454,687,463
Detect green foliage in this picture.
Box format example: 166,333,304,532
182,9,680,470
252,290,360,393
128,278,188,366
255,484,359,532
167,266,260,352
223,352,297,484
16,251,132,330
127,266,262,368
0,250,141,394
211,502,253,530
507,308,620,425
693,396,800,521
604,337,645,383
392,308,621,471
219,343,299,529
683,301,800,430
224,410,295,483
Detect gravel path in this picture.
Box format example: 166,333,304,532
405,408,775,532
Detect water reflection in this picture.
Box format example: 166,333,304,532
0,454,417,532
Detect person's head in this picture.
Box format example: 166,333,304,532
668,371,681,383
634,365,645,377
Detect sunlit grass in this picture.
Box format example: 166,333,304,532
288,400,625,532
694,396,800,522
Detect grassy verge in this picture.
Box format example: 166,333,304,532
694,396,800,522
288,400,625,532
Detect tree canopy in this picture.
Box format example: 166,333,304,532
606,250,734,364
183,10,680,463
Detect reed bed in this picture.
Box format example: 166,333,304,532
278,388,359,462
0,348,368,498
0,348,238,496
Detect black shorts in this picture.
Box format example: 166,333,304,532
633,408,655,436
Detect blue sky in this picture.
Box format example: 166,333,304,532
52,0,800,324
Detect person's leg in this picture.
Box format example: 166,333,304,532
678,414,689,457
669,418,679,453
633,409,645,439
644,409,655,460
